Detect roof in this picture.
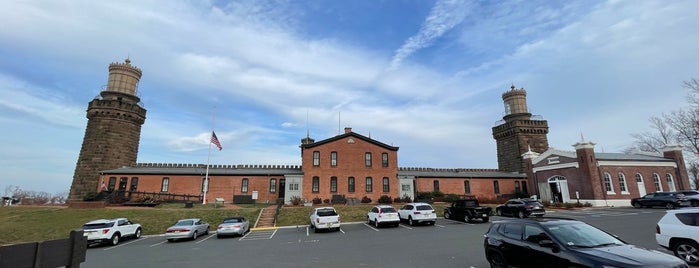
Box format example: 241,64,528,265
398,168,526,178
595,152,673,162
301,131,399,151
101,164,303,176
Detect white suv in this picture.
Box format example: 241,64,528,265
82,218,142,246
656,207,699,266
398,202,437,226
367,205,400,228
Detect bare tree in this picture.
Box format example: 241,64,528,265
689,161,699,189
630,116,675,153
685,78,699,106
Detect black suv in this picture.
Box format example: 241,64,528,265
631,192,691,209
484,218,688,268
495,198,546,218
443,199,492,223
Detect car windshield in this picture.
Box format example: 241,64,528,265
317,210,337,216
82,222,113,229
175,220,194,226
381,207,396,213
416,205,433,211
464,200,478,206
223,218,242,223
545,222,624,248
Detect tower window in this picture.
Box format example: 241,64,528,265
330,152,337,167
313,151,320,166
382,153,389,167
365,153,372,167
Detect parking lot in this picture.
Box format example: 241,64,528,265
82,207,671,268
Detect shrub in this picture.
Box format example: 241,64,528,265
289,196,302,206
401,195,413,203
432,191,445,198
393,197,403,203
514,190,529,198
443,194,460,203
564,202,575,209
323,198,330,204
361,196,372,203
312,197,322,204
416,192,433,200
378,195,392,204
83,192,99,201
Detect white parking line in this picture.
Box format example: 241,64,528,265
339,228,345,234
149,240,167,247
103,237,146,251
435,224,446,228
399,224,413,230
195,233,215,244
363,223,379,231
306,226,309,236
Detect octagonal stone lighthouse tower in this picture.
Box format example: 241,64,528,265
68,59,147,201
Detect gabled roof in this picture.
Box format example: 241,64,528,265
595,152,672,162
301,131,399,151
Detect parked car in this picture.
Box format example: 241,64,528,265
674,190,699,207
309,207,341,232
216,217,250,238
444,198,492,223
165,218,210,242
656,207,699,266
398,202,436,226
495,198,545,218
631,192,690,209
367,205,400,228
82,218,142,246
484,217,688,268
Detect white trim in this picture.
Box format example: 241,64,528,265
578,199,631,207
621,191,631,195
531,148,577,165
533,162,579,172
597,160,677,168
607,191,616,195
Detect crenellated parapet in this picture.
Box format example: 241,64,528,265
133,163,303,169
87,98,146,125
399,167,500,172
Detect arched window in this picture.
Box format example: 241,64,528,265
653,173,663,192
666,173,676,192
618,173,627,192
635,173,643,183
603,172,614,192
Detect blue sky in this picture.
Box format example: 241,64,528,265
1,0,698,194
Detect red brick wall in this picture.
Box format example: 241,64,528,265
415,177,528,200
301,135,399,201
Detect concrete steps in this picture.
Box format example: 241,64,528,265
255,205,278,228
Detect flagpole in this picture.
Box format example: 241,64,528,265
203,107,216,205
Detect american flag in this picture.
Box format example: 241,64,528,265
211,131,223,150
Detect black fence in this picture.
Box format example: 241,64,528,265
0,230,86,268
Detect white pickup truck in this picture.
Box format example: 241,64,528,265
309,207,341,233
82,218,142,246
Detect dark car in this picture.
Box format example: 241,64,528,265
631,192,690,209
444,199,492,223
674,190,699,207
484,217,688,268
495,198,545,218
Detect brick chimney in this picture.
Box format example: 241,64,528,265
662,144,690,190
344,127,352,134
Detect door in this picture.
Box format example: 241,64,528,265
636,175,646,197
279,179,286,199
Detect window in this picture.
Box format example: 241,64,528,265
107,177,116,191
515,181,521,192
493,181,500,194
365,152,372,167
666,173,676,192
402,184,411,192
270,178,277,193
464,181,471,194
119,177,128,191
289,183,298,191
604,172,614,192
201,177,208,193
676,213,699,226
312,176,320,193
383,177,389,192
348,177,355,193
382,153,389,167
635,173,643,183
522,181,528,193
161,177,169,192
524,225,548,243
618,173,627,192
330,152,337,167
366,177,372,192
130,177,138,191
313,151,320,166
433,180,440,192
653,173,663,192
330,177,337,192
500,223,522,239
242,178,249,193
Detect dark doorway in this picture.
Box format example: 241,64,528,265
549,182,562,203
279,179,286,199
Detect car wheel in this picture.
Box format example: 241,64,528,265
167,239,174,242
674,241,699,265
666,202,676,209
367,216,372,225
496,209,502,216
204,228,209,235
217,234,222,239
632,202,642,208
374,219,380,228
110,233,120,246
482,217,489,223
444,211,451,220
192,231,198,240
487,250,508,268
464,214,472,223
314,226,319,233
408,217,415,226
135,228,142,239
517,211,525,218
692,200,699,207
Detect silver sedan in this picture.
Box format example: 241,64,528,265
216,217,250,238
165,218,209,242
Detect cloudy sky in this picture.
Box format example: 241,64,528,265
1,0,698,194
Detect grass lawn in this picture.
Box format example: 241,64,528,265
0,203,449,245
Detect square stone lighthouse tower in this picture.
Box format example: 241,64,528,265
68,59,147,201
492,85,549,173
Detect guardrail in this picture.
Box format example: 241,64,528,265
0,230,86,268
